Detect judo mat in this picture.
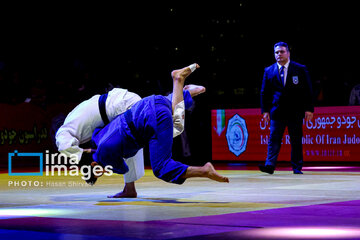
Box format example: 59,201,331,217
1,165,360,240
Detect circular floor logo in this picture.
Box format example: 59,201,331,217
226,114,248,157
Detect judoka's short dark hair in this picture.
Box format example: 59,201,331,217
78,153,98,185
274,42,289,52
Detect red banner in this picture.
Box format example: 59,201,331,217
211,106,360,161
0,103,76,169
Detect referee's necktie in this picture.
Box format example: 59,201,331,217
280,66,285,86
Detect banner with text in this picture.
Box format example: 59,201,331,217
211,106,360,161
0,102,76,169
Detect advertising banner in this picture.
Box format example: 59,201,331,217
211,106,360,161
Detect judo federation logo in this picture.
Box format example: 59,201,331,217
226,114,248,157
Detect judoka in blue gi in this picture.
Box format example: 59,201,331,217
57,81,206,198
80,63,229,188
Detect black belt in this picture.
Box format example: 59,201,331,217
98,93,110,125
124,109,144,147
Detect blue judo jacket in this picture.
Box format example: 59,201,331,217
92,92,193,184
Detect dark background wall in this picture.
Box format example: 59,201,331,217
0,1,358,164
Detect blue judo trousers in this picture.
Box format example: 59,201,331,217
92,92,193,184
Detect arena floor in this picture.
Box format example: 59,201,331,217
1,164,360,240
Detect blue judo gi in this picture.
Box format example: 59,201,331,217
92,91,193,184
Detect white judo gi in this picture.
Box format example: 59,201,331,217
56,88,186,183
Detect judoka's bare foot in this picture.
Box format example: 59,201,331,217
203,162,229,182
184,84,206,97
107,182,137,198
183,162,229,183
171,63,200,112
107,191,137,198
171,63,200,83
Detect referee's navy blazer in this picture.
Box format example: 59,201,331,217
260,61,314,120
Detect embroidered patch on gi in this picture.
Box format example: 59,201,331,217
292,76,299,85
